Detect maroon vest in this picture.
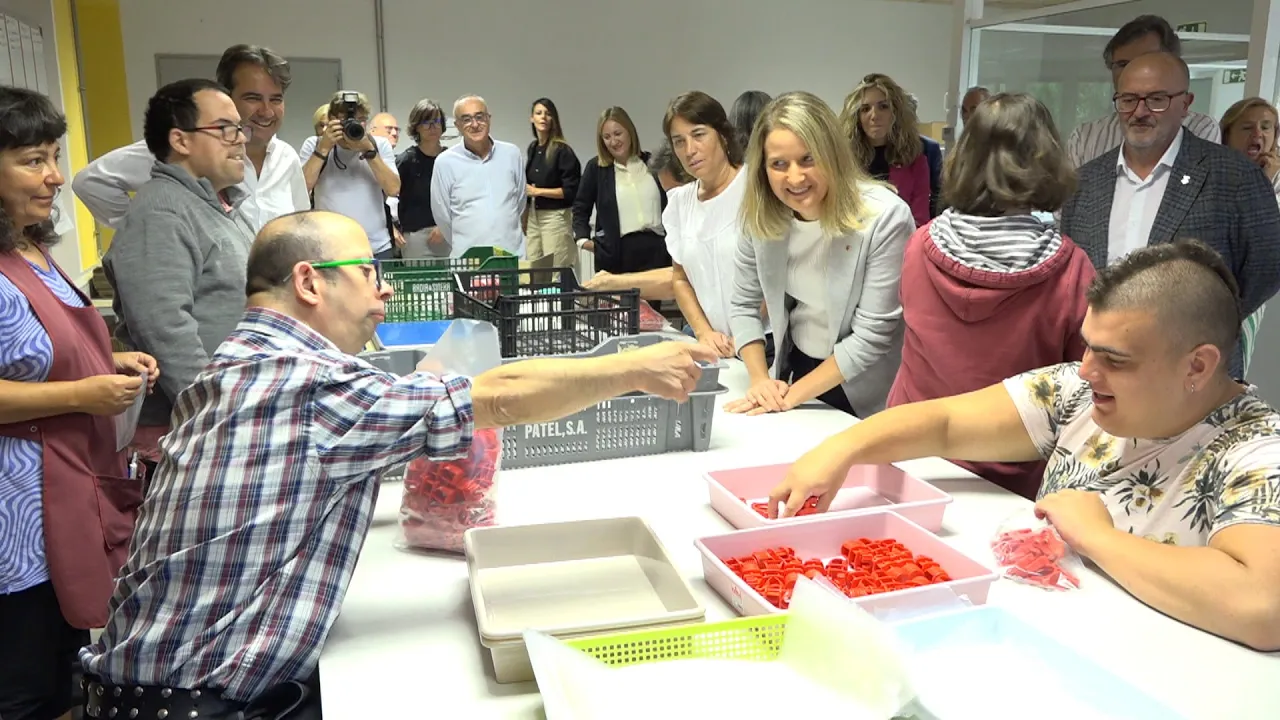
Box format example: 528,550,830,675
0,248,140,629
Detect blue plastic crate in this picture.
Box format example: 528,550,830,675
374,320,453,349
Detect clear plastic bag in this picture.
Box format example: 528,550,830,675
397,320,503,554
990,512,1082,591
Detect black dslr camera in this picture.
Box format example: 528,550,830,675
339,91,365,141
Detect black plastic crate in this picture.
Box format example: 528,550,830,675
452,267,640,358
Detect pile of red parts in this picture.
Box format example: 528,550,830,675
400,427,501,553
638,300,665,332
745,496,821,518
991,526,1080,590
723,538,953,610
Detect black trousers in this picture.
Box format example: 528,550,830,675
595,229,671,275
0,582,87,720
784,343,854,415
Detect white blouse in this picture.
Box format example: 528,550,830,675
614,157,664,237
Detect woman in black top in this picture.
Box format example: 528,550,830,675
396,98,447,258
572,106,670,276
526,97,581,267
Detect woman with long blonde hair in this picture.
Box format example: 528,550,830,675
1219,96,1277,378
572,106,670,275
726,91,913,417
839,73,930,227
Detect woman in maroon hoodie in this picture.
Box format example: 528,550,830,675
886,92,1095,500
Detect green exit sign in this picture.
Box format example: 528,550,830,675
1223,68,1248,84
1177,21,1208,33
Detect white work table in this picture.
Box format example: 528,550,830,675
319,361,1280,719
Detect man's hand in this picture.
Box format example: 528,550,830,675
623,342,719,402
696,330,735,359
583,270,614,291
112,352,159,392
74,374,144,416
1035,489,1116,557
767,437,850,518
317,120,344,155
726,377,790,415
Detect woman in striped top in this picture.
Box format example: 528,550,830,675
1219,96,1278,378
727,91,913,417
887,93,1095,500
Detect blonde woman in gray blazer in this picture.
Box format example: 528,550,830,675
727,91,914,417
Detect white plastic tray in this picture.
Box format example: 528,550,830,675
465,517,705,683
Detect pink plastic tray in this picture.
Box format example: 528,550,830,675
695,510,999,617
704,462,952,531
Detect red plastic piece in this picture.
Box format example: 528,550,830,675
723,537,954,609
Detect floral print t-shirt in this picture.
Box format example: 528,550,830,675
1004,362,1280,546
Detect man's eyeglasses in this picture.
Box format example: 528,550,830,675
1112,91,1187,114
310,258,384,290
183,123,250,143
457,112,490,127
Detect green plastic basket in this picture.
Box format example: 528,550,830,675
562,614,788,667
382,246,517,322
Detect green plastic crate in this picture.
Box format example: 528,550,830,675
382,247,517,322
563,614,787,667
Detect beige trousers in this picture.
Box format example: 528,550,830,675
525,207,576,268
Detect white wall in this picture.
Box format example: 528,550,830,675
118,0,953,159
118,0,379,144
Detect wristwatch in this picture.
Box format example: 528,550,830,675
360,149,378,160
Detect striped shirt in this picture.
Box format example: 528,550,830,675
929,209,1062,273
80,307,474,701
1066,111,1220,168
0,257,86,594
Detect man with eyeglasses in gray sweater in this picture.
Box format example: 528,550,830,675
102,78,256,466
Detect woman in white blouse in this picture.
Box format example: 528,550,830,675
663,91,750,358
727,91,913,416
572,106,670,274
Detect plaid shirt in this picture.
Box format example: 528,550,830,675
80,307,473,701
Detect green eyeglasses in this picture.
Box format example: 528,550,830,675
310,258,384,290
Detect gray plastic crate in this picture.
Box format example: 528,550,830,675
360,333,726,469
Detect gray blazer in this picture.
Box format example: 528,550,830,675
729,183,914,417
1061,131,1280,378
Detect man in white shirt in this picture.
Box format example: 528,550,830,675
299,91,402,259
71,44,309,231
1066,15,1219,168
430,95,526,257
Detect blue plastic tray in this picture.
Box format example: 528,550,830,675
374,320,452,348
893,605,1182,719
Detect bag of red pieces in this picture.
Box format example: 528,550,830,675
723,538,953,610
745,496,820,518
399,427,501,553
638,300,665,332
990,522,1081,591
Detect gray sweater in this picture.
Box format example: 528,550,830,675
104,162,255,426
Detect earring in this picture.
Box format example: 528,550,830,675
1189,383,1196,393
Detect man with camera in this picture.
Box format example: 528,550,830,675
300,91,401,259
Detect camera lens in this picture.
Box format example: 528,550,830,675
343,118,365,141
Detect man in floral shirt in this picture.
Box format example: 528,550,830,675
771,239,1280,651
